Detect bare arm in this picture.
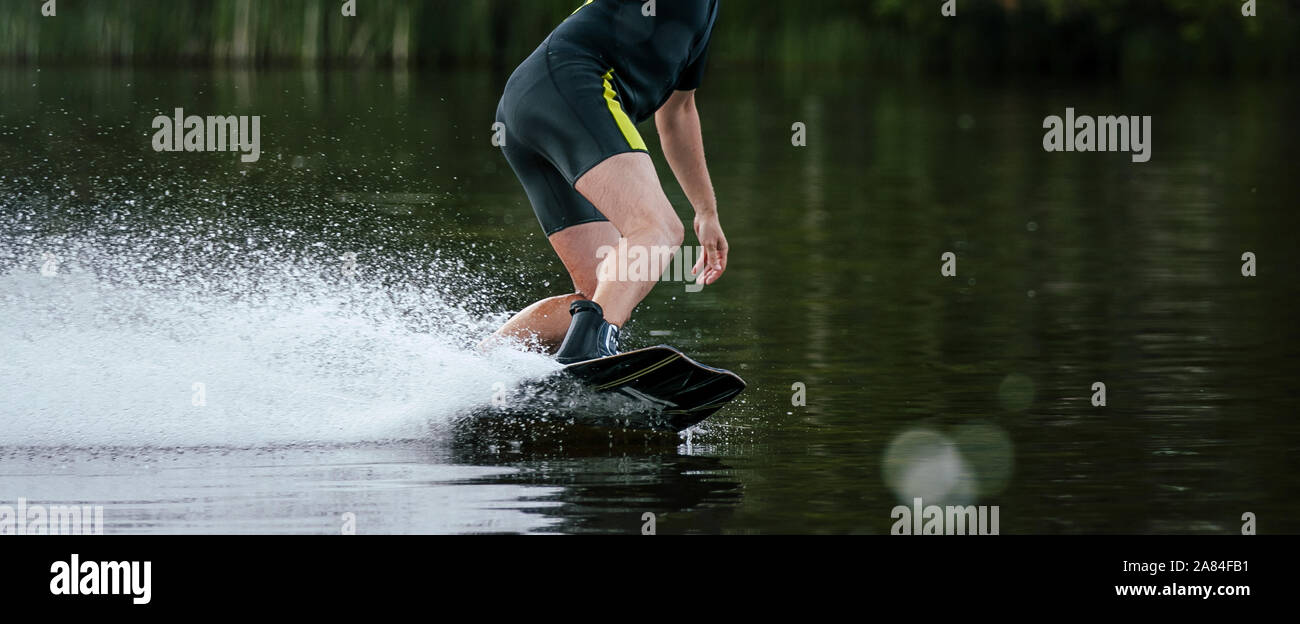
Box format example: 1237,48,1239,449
656,90,715,216
655,90,727,285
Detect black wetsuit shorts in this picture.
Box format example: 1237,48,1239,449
495,45,647,235
495,0,717,236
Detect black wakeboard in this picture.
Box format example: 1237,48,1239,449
461,345,745,435
559,345,746,431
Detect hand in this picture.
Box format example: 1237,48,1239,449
691,212,729,286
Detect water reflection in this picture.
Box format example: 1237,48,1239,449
450,445,742,534
1,66,1298,533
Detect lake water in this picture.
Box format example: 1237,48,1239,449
1,67,1296,533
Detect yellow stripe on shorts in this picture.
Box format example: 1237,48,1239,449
571,0,593,16
601,69,647,151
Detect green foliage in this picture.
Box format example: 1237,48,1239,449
0,0,1294,74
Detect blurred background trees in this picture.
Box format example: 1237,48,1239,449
0,0,1295,75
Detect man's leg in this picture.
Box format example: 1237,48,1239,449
574,152,684,327
481,220,619,352
483,152,681,359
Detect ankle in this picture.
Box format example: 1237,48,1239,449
555,299,621,364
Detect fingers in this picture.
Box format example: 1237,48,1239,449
699,240,719,285
690,226,729,286
702,236,727,284
705,240,720,268
693,250,712,286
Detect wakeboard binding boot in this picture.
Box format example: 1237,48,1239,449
554,299,620,365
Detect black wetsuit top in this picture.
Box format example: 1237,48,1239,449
551,0,719,123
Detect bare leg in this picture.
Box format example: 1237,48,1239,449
480,220,619,353
574,152,684,327
484,152,680,353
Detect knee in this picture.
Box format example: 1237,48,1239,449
644,215,683,251
662,217,685,249
623,213,682,250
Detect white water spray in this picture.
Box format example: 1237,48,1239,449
0,207,556,448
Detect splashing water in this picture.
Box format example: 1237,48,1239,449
0,202,557,448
